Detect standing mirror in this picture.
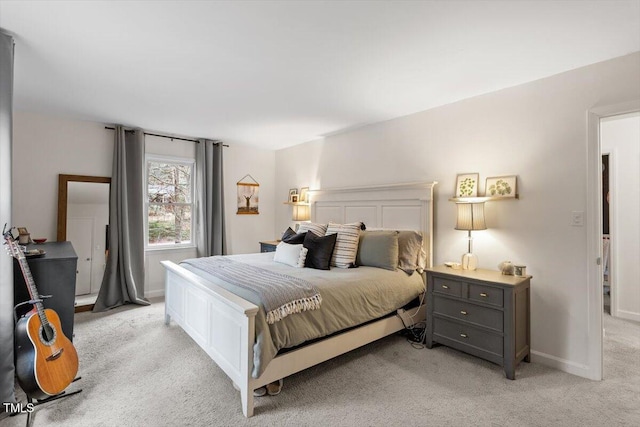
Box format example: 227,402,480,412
57,175,111,310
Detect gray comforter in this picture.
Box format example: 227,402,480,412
180,252,425,378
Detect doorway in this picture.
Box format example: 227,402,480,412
586,101,640,381
600,112,640,322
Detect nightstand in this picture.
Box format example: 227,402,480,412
259,240,280,253
425,265,531,380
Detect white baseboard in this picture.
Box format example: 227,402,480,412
616,309,640,322
530,350,596,380
145,289,165,298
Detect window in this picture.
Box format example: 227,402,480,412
145,155,195,248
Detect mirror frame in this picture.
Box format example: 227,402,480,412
57,174,111,241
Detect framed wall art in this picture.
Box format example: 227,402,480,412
237,174,259,215
299,187,309,203
485,175,517,198
455,173,479,197
289,188,298,203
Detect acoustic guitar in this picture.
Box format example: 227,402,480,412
4,228,79,400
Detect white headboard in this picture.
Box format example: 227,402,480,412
308,182,437,268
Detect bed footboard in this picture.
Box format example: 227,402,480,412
162,260,426,418
161,261,259,417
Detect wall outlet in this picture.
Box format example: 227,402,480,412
571,211,584,226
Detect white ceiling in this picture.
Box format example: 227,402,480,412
1,1,639,150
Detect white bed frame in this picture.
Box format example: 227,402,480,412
161,182,437,417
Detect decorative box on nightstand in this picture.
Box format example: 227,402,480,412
259,240,280,253
425,265,531,380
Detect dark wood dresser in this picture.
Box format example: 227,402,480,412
425,265,531,379
13,241,78,341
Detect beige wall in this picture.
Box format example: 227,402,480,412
12,112,276,297
11,52,639,378
275,52,640,378
12,112,113,239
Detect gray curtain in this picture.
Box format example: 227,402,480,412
0,30,16,410
94,126,149,311
195,139,226,257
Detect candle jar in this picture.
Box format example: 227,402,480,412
18,233,30,245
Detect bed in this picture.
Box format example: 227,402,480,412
161,182,437,416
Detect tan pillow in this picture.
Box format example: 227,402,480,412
397,230,423,274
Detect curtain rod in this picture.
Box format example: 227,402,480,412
104,126,229,147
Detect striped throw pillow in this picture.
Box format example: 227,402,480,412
298,222,328,237
326,222,362,268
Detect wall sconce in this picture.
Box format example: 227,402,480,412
455,202,487,270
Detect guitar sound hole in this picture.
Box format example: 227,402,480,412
39,323,56,345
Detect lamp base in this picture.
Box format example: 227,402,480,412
461,253,478,271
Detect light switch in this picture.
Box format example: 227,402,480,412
571,211,584,226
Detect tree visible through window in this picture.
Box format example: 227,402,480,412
146,158,194,246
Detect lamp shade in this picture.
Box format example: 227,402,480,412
455,202,487,231
292,204,310,221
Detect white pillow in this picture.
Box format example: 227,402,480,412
273,242,308,268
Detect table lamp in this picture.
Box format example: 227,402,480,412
455,202,487,270
292,204,310,222
292,204,310,231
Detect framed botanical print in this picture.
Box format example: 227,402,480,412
455,173,479,197
485,176,517,198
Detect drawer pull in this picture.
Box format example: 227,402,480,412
460,333,468,338
442,285,449,289
460,310,468,315
479,292,488,298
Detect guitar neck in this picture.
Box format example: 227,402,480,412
4,231,51,328
15,251,49,326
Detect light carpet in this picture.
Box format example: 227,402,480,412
2,298,639,427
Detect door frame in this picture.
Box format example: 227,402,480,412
586,100,640,381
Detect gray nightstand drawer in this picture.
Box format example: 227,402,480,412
468,283,504,307
433,296,503,332
433,317,503,357
433,277,463,298
426,266,531,380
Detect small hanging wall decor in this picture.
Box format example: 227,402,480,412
237,174,259,215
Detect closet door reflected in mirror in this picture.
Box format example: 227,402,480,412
57,175,111,301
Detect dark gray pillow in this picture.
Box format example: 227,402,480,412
303,231,337,270
281,227,296,240
282,227,307,244
356,230,399,271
